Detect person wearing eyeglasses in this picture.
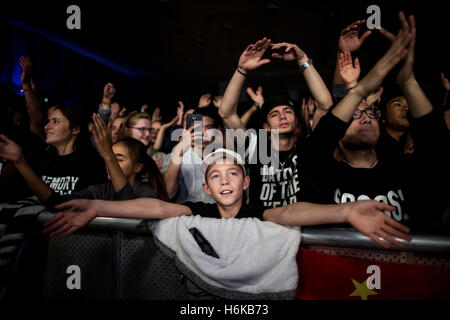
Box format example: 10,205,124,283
118,111,152,146
303,13,449,233
117,111,167,171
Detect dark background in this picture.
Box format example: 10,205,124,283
1,0,448,121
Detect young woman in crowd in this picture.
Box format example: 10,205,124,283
0,109,168,209
117,110,168,171
0,105,107,198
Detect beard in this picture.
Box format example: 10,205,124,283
341,135,377,150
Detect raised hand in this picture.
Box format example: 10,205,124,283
212,96,223,108
338,50,360,88
366,86,384,107
379,26,396,41
42,199,97,237
338,19,372,53
246,86,264,108
441,72,450,91
90,114,113,160
199,93,212,108
176,101,184,126
358,26,411,97
345,200,411,248
237,37,272,73
141,104,149,113
0,135,24,164
164,115,180,129
152,107,162,122
395,12,416,85
118,107,127,117
379,12,416,85
270,42,307,65
172,125,196,164
103,83,116,101
19,56,33,88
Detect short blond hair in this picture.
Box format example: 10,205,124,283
118,111,151,141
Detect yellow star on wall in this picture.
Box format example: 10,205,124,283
349,278,378,300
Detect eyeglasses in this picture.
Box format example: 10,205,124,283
129,127,152,134
352,108,381,120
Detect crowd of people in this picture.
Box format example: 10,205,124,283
1,12,450,251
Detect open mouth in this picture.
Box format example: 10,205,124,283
279,123,289,128
220,190,233,196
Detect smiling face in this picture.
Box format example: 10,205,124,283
385,96,409,130
202,161,249,207
44,108,78,149
341,103,380,150
263,105,296,135
129,118,152,146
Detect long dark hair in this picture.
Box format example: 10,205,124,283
116,137,169,201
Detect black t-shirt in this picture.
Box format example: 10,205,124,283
303,111,450,232
41,150,107,195
44,180,157,211
248,143,302,209
183,202,266,220
247,114,346,209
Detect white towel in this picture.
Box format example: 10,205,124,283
149,215,301,299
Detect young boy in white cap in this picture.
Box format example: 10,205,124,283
43,148,411,248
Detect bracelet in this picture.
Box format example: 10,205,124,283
236,67,247,76
299,58,313,72
102,99,111,105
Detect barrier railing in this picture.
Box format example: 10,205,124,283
37,211,450,254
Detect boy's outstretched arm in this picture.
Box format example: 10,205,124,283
264,200,411,249
42,198,192,237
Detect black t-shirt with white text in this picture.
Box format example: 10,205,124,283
41,151,107,195
303,111,450,232
247,115,346,209
248,144,302,209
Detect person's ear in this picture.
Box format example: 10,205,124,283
243,175,250,191
202,181,212,196
133,162,144,174
262,122,271,132
72,126,81,136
